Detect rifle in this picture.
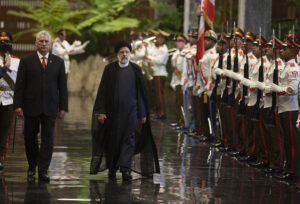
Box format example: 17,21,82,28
251,28,264,121
267,30,278,127
237,39,249,115
211,24,224,102
228,23,239,107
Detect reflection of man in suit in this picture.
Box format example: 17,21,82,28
14,30,68,183
24,183,51,204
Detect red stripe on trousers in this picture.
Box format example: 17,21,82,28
157,76,164,116
231,108,235,147
259,120,268,163
289,112,295,174
275,113,283,168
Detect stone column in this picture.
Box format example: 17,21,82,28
184,0,199,36
238,0,272,40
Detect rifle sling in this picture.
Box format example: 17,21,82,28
0,66,15,91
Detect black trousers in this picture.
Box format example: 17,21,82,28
24,114,56,174
278,111,300,174
0,104,14,161
174,85,183,124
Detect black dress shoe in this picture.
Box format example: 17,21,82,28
212,142,224,148
275,173,297,182
122,170,132,181
0,162,3,171
108,170,116,179
170,123,179,127
27,169,36,177
90,156,102,175
228,151,241,156
250,161,269,169
239,155,256,163
264,168,282,174
233,152,247,157
38,174,50,183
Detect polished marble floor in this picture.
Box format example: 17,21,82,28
1,96,300,203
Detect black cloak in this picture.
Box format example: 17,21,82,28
90,61,160,177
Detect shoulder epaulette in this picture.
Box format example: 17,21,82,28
11,55,20,59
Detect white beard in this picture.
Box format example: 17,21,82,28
118,55,130,67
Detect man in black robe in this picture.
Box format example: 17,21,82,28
91,40,160,181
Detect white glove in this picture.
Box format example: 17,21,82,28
264,85,272,93
231,72,243,81
223,69,231,77
249,81,257,89
296,111,300,128
255,81,266,91
73,40,82,47
214,68,223,76
270,83,286,93
241,78,254,87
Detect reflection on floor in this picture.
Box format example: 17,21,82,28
1,96,300,203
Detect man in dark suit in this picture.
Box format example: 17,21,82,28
14,30,68,182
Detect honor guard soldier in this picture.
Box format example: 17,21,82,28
213,33,229,147
52,29,89,78
267,36,300,182
144,29,169,120
231,31,257,157
239,34,269,165
250,34,271,168
198,30,218,141
263,36,285,174
181,28,198,133
170,34,188,128
222,27,244,151
0,31,19,171
130,29,145,65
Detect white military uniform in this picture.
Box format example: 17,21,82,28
130,40,146,64
52,37,86,74
199,46,218,96
238,52,258,104
212,52,228,96
263,58,285,108
145,44,168,77
223,48,244,98
181,44,197,89
246,56,270,107
0,54,19,105
170,49,186,90
276,59,300,114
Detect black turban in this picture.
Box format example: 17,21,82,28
114,40,132,53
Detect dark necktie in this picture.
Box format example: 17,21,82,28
42,56,46,70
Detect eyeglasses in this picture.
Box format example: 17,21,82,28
38,40,49,43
